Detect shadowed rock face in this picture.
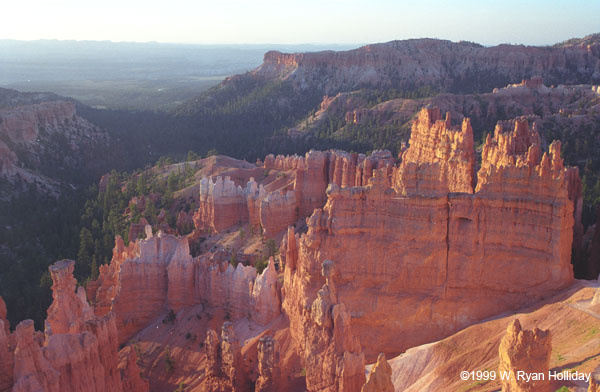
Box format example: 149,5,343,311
498,319,551,392
590,373,600,392
256,336,278,392
0,99,109,190
0,296,12,392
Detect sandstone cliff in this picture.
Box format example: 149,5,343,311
9,105,583,391
590,373,600,392
282,258,366,391
282,108,575,364
0,98,109,192
255,335,278,392
386,281,599,391
394,107,474,194
252,37,600,94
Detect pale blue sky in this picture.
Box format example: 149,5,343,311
3,0,599,45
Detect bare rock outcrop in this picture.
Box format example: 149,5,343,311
0,101,76,144
9,260,148,392
88,227,282,344
200,324,248,392
255,336,278,392
89,232,193,343
118,346,149,392
255,37,600,93
193,149,394,238
0,99,109,187
394,107,474,195
294,150,329,216
197,176,249,233
498,319,551,392
361,353,394,392
251,258,281,325
283,259,365,391
260,190,297,237
282,108,576,360
220,322,246,391
205,329,222,379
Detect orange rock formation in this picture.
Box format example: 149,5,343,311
361,353,394,392
386,281,599,391
281,108,575,368
5,260,147,392
8,105,583,391
193,150,394,237
498,319,551,392
255,336,278,392
88,227,282,345
282,258,366,391
394,107,474,194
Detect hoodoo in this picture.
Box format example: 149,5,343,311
3,106,585,392
5,260,147,392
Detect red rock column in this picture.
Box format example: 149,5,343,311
498,319,551,392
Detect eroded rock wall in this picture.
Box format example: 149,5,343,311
88,227,281,345
8,260,147,392
394,107,474,195
282,108,575,364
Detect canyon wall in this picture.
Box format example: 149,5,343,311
255,37,600,92
6,106,580,392
0,100,108,186
281,107,575,376
0,101,77,146
83,108,579,392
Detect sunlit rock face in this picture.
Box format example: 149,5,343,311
64,107,579,391
87,227,281,345
282,108,575,367
255,39,600,93
193,150,395,238
361,353,394,392
7,260,147,392
498,319,551,392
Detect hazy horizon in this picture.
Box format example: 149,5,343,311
3,0,599,46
